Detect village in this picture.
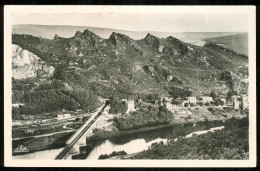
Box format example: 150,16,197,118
11,90,248,140
118,92,248,115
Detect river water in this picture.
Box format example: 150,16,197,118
13,120,224,160
82,121,224,160
12,148,64,159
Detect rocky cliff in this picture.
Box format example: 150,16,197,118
12,44,55,79
12,30,248,96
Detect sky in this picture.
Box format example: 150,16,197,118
12,12,249,32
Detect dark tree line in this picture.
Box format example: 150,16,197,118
132,117,249,160
168,87,192,99
98,151,127,159
114,106,173,130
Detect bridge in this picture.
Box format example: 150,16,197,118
55,100,109,160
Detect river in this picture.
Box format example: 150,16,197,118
13,120,224,160
12,148,64,159
80,120,224,159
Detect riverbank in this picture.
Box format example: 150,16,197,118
86,112,246,142
12,131,74,156
83,118,232,159
13,109,246,157
87,107,247,140
130,117,249,160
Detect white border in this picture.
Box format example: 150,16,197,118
4,5,256,167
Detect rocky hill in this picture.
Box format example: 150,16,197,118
204,33,248,56
13,24,238,40
11,29,248,118
12,44,55,79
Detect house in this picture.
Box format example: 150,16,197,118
241,96,249,109
57,114,71,120
21,115,35,120
198,96,213,104
187,97,197,104
155,100,159,107
76,109,83,113
232,95,240,103
126,99,135,113
182,100,189,107
233,101,241,110
231,95,245,110
121,99,128,103
165,102,174,112
122,99,136,113
220,98,226,105
160,96,173,106
12,103,24,108
41,119,48,124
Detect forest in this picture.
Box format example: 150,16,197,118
12,78,101,119
167,86,192,99
131,117,249,160
113,106,173,130
98,151,127,159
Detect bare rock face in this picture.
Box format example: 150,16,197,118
12,44,55,79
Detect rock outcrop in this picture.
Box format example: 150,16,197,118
12,44,55,79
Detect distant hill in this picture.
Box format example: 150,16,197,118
12,29,248,94
13,24,238,45
11,29,248,118
204,33,248,56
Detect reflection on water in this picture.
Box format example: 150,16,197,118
185,126,224,138
86,138,167,159
12,148,64,159
84,121,224,160
12,121,224,160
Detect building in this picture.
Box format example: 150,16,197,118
121,99,128,103
198,96,213,104
160,96,173,106
57,113,71,120
155,100,159,107
76,109,83,113
21,115,35,120
122,99,136,114
241,96,249,109
187,97,197,104
220,98,226,105
231,95,248,110
12,103,24,108
126,99,135,113
233,101,241,110
182,100,189,107
165,102,175,112
232,95,239,103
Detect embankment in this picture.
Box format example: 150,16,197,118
12,131,75,156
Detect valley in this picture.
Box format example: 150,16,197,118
11,28,249,160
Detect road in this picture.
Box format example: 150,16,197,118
55,104,107,160
12,129,75,141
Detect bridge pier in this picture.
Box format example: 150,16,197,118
69,144,80,154
64,154,72,160
55,103,108,159
78,138,86,146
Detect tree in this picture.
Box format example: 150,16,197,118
190,103,195,107
227,91,238,100
204,102,209,106
210,91,218,100
184,103,189,107
172,100,181,105
215,100,220,106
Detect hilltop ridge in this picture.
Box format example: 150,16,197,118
11,29,248,117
